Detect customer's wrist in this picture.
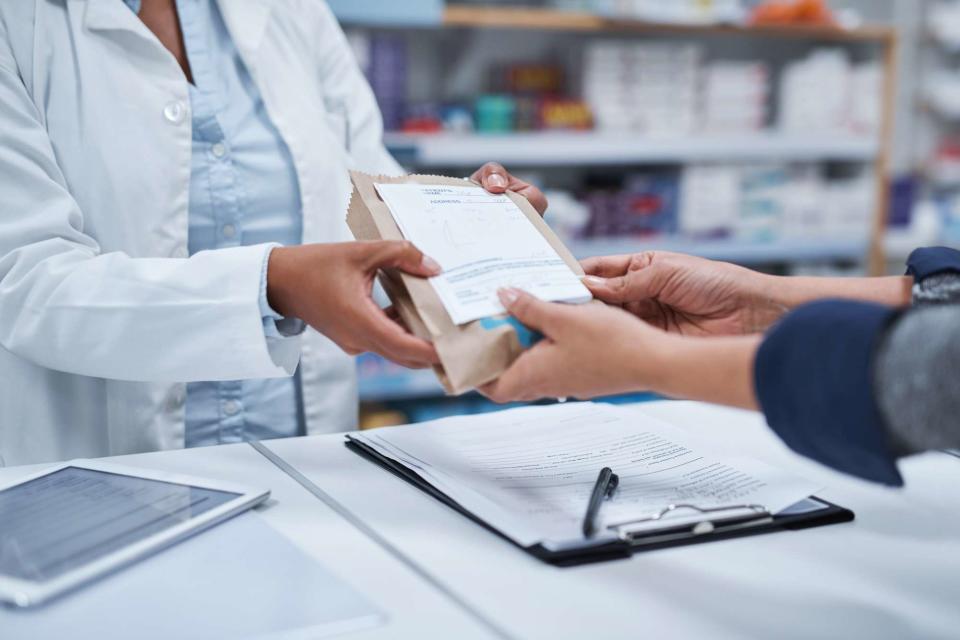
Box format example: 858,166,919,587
653,334,762,409
632,329,682,393
745,272,792,333
758,274,915,318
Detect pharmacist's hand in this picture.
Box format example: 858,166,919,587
580,252,786,336
471,162,548,215
479,289,664,403
267,242,440,368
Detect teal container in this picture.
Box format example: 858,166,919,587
475,95,517,134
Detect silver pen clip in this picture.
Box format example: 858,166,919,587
606,503,771,543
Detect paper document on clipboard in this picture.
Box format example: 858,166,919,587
374,183,592,325
348,402,822,550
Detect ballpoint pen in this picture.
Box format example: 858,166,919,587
582,466,619,538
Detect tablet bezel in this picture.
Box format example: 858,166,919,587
0,459,270,608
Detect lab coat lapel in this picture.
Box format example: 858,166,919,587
80,0,151,36
75,0,190,81
216,0,273,74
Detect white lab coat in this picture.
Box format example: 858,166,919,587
0,0,403,466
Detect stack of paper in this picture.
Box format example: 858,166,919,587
348,403,821,550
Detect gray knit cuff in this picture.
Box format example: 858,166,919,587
912,273,960,306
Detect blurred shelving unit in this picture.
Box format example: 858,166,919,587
384,131,879,166
441,4,893,41
343,3,897,270
566,235,868,263
909,1,960,252
332,1,899,411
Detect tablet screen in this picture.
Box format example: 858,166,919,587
0,467,240,583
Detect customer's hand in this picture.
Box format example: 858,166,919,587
480,286,762,410
479,289,667,403
471,162,548,215
580,251,784,336
267,241,440,368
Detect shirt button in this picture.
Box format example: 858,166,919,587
166,389,184,412
222,224,236,239
223,400,240,416
211,142,227,158
163,101,186,124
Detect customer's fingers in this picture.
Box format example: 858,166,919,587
580,255,634,278
367,240,441,277
480,343,556,404
497,288,569,336
582,265,661,305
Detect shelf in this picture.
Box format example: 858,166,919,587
330,3,895,42
567,236,869,265
385,131,880,167
429,5,892,43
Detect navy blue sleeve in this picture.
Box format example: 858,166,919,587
906,247,960,280
754,300,904,486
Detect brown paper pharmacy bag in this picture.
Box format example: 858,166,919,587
346,171,586,395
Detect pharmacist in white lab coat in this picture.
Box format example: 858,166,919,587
0,0,545,466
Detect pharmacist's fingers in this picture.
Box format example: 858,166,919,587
366,240,441,278
473,162,509,193
511,181,548,216
384,305,401,321
472,163,548,214
370,328,438,366
362,300,440,366
383,306,424,347
580,255,634,278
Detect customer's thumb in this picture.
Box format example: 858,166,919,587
497,288,557,334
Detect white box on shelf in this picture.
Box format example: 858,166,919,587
679,165,741,235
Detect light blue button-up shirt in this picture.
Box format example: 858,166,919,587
125,0,305,446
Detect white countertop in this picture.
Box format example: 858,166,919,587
0,442,496,640
3,401,959,639
266,401,960,640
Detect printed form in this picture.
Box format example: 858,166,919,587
351,403,820,548
375,184,592,325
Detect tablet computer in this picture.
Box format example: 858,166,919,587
0,460,270,608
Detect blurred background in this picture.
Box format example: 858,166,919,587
325,0,959,426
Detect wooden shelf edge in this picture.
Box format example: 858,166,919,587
443,5,605,31
442,5,894,42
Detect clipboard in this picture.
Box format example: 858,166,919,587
346,438,855,567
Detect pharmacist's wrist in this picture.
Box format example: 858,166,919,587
266,246,302,320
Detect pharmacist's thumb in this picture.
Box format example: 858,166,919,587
369,240,441,278
498,288,557,335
